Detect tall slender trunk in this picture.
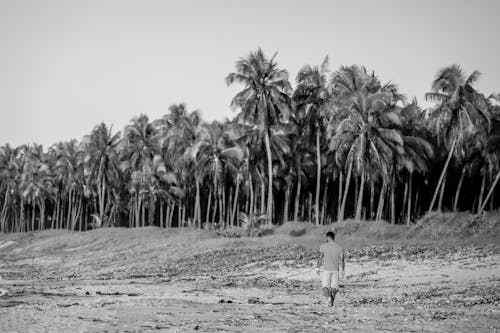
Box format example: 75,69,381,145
0,186,9,232
206,188,212,226
218,185,224,226
181,201,186,228
260,176,265,216
477,173,486,213
479,168,500,214
293,177,301,222
355,170,365,221
369,179,375,220
231,174,240,226
402,174,409,220
321,177,329,225
170,204,175,227
31,204,35,232
19,198,25,232
428,139,456,213
339,159,353,222
264,130,273,224
99,173,106,225
315,129,321,226
414,189,420,219
301,196,305,220
221,185,226,227
141,197,145,227
376,179,386,221
453,168,466,211
166,203,171,228
249,173,254,216
390,172,396,224
160,203,164,228
195,178,201,228
437,168,447,212
211,192,218,227
308,193,312,223
67,188,73,230
406,173,413,224
337,172,343,222
284,180,290,224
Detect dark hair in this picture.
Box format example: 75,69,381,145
325,231,335,240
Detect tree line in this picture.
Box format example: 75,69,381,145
1,49,499,233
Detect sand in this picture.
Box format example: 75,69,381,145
0,227,499,332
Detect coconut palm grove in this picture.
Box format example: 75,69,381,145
1,49,499,233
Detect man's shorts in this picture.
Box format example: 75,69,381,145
321,270,339,289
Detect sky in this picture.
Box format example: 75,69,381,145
0,0,499,147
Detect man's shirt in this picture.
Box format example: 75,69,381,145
320,241,343,271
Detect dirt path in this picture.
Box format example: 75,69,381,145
1,244,499,332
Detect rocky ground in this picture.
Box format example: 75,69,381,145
0,220,499,332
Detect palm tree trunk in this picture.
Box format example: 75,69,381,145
406,173,413,224
264,130,273,224
206,188,212,225
453,168,466,211
354,177,359,216
376,179,386,221
249,173,254,216
160,203,164,228
67,188,73,230
337,172,343,222
321,177,329,225
181,201,186,228
402,174,409,220
0,186,9,232
308,193,312,223
195,179,201,228
293,177,301,222
369,179,375,220
260,176,265,216
301,197,305,220
20,198,25,232
99,175,106,225
355,170,365,221
414,189,420,219
428,138,456,213
477,173,486,213
284,179,290,224
31,204,35,232
231,174,240,226
141,197,146,228
479,168,500,214
390,173,396,224
315,130,321,226
437,168,447,212
339,159,353,222
211,192,218,227
219,185,224,226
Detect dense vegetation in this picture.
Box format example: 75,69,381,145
1,49,499,233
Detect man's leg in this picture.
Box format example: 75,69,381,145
321,271,332,305
329,271,340,305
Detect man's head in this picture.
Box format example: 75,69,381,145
325,231,335,242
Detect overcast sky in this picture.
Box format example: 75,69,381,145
0,0,499,147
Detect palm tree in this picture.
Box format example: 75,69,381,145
293,56,330,225
226,49,292,223
0,145,20,232
186,121,243,228
327,90,405,222
426,65,492,213
83,123,121,227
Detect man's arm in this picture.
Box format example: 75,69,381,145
316,251,323,274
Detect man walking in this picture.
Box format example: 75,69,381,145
316,231,344,306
